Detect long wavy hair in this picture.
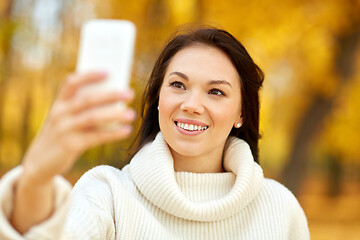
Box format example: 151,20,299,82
131,27,264,163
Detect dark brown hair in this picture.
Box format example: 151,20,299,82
132,27,264,163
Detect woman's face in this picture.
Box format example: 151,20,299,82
158,44,242,160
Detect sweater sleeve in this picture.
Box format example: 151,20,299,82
0,166,117,240
0,166,72,240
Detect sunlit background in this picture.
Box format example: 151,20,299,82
0,0,359,239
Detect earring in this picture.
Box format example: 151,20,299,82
157,106,159,110
236,123,241,128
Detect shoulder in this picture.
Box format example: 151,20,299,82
75,165,130,186
261,178,298,203
72,165,133,202
254,178,310,239
258,178,310,238
259,178,305,213
254,178,309,222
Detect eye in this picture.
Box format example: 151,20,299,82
170,81,186,90
209,88,225,96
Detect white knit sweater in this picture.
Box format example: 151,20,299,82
0,133,310,239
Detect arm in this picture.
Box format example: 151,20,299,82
0,167,72,240
0,166,117,239
6,72,136,235
10,172,54,234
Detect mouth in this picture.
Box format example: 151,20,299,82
174,121,209,132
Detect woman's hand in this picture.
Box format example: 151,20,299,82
10,72,136,233
22,71,136,183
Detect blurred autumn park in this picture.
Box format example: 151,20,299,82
0,0,359,239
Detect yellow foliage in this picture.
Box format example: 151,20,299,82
168,0,198,25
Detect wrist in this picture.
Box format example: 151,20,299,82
11,166,55,234
21,163,54,188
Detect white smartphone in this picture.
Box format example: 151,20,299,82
76,19,136,129
76,19,136,93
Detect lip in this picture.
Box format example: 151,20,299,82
174,118,208,127
174,118,209,136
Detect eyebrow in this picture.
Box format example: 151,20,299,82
169,72,232,88
209,80,232,87
169,71,188,80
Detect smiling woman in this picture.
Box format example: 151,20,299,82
0,27,310,239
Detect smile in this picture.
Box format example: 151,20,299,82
176,122,208,131
174,120,209,132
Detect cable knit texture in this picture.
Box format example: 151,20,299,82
0,133,310,239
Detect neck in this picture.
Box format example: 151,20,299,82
170,147,225,173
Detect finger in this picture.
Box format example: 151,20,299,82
72,107,137,130
84,125,133,148
58,72,108,101
68,89,134,115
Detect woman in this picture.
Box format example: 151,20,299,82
0,27,310,239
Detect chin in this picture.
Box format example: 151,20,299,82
171,143,205,157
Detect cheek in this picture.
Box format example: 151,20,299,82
209,99,241,125
159,87,172,112
213,108,235,124
158,88,168,123
158,87,179,125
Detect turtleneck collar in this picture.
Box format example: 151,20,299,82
129,132,264,222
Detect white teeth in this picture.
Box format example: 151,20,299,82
176,122,208,131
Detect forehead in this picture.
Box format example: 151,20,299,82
165,44,240,85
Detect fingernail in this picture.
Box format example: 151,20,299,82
126,109,137,119
122,125,133,134
121,90,134,99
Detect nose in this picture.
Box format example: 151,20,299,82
180,91,205,115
